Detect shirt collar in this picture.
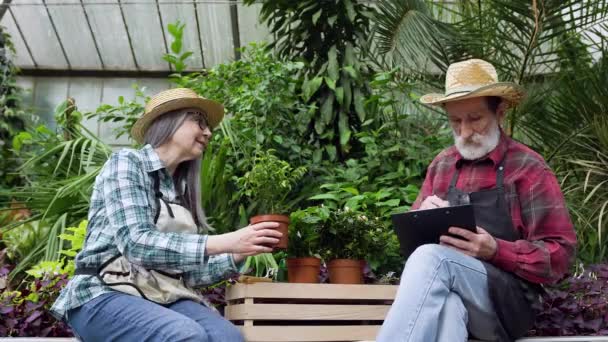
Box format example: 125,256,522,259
454,131,509,169
140,144,165,173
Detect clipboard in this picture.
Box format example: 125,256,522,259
391,204,477,260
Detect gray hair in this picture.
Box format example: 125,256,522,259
143,108,211,232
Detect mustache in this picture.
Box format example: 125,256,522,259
455,132,484,145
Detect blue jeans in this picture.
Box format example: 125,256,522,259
68,292,244,342
377,244,499,342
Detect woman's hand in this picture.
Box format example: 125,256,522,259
206,221,282,257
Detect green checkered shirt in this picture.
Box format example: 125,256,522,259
50,144,238,321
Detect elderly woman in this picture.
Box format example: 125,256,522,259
51,88,282,341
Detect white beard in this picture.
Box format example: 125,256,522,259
453,122,501,160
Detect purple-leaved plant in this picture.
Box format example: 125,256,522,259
529,263,608,336
0,271,72,337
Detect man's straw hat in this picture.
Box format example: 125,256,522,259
131,88,224,143
420,59,525,107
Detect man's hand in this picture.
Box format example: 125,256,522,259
439,226,497,260
418,195,449,210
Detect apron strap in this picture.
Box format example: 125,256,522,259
151,170,163,199
449,166,460,190
74,254,122,276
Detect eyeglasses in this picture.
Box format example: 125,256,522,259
187,111,209,131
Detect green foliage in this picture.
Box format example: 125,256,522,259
288,206,325,258
244,0,376,160
2,220,50,262
236,150,307,215
85,85,147,141
199,136,239,233
0,27,32,196
174,43,315,165
163,20,193,73
240,253,279,279
311,114,450,220
57,219,86,258
1,101,110,281
546,52,608,264
318,207,386,261
559,132,608,263
26,220,87,279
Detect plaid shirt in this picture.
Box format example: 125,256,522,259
51,144,238,321
412,133,576,284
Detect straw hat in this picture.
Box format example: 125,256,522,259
420,59,525,107
131,88,224,143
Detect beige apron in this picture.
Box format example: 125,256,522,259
76,171,213,307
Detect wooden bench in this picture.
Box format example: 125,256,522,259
1,282,605,342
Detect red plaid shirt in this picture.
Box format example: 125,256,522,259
412,133,576,284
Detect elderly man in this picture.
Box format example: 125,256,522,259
377,59,576,342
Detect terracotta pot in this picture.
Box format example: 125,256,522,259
327,259,364,284
250,214,289,250
286,257,321,283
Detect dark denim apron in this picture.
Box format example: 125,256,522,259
446,155,541,341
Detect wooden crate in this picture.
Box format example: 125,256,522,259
225,282,398,342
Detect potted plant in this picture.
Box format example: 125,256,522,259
237,150,307,250
286,206,327,283
319,207,385,284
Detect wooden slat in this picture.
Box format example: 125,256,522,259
238,325,380,342
226,283,398,301
226,303,391,321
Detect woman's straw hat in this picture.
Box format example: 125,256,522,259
131,88,224,143
420,59,525,107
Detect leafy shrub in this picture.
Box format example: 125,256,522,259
236,150,307,215
243,0,375,160
318,207,386,261
288,206,326,258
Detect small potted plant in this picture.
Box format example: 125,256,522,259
319,207,384,284
286,206,327,283
237,150,307,250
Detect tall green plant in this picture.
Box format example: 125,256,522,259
1,101,111,280
244,0,375,161
0,27,31,196
549,53,608,263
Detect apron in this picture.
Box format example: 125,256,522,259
76,170,211,307
446,154,541,342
